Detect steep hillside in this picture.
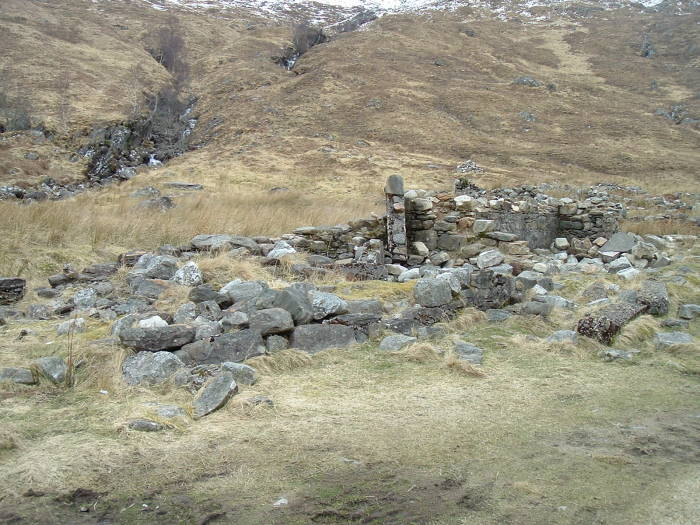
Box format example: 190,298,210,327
0,0,698,195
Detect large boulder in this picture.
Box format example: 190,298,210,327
222,362,257,385
191,372,238,419
248,308,294,335
175,329,265,364
122,351,185,385
219,280,267,304
414,278,452,308
272,287,314,325
289,324,357,354
118,325,195,351
191,234,235,251
599,232,636,253
576,302,647,345
309,291,349,320
0,278,26,304
134,254,179,280
636,280,669,316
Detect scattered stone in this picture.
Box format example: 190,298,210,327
485,309,512,322
126,419,167,432
414,278,452,308
546,330,578,344
266,334,289,352
617,267,641,280
32,356,68,383
599,232,636,253
309,291,349,320
73,288,98,310
379,334,417,351
46,306,77,328
678,304,700,320
267,241,296,259
601,349,639,361
476,250,504,269
221,362,257,385
138,316,168,329
453,341,483,364
654,332,694,351
191,372,238,419
122,351,184,385
176,329,265,364
0,367,37,385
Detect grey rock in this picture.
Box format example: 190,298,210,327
56,318,86,335
122,351,185,385
654,332,694,351
172,262,203,286
600,232,636,253
194,321,223,340
601,349,639,361
221,362,257,385
379,334,417,351
577,302,647,345
309,291,349,320
220,310,249,331
436,272,461,294
176,329,265,364
476,249,504,269
129,278,170,299
174,302,197,324
414,278,452,308
617,267,641,280
272,287,314,325
608,256,632,273
266,334,289,352
346,299,383,315
135,254,178,280
73,288,97,310
267,241,296,259
191,372,238,419
163,182,203,191
32,356,67,383
289,324,357,354
191,234,235,251
486,309,512,322
127,419,167,432
248,308,294,335
521,301,553,317
189,284,226,304
197,301,223,321
138,315,168,329
118,325,195,351
220,280,267,304
453,341,483,364
398,268,420,282
678,304,700,320
546,330,578,344
0,367,36,385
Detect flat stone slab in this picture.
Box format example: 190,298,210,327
655,332,694,351
379,334,417,351
0,367,37,385
289,324,357,354
191,372,238,419
164,182,204,190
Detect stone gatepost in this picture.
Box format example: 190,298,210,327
385,175,407,262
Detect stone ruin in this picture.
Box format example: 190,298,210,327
288,175,625,269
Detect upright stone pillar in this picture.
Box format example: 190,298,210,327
385,175,407,263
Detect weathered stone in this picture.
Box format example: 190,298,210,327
129,278,171,299
220,310,249,331
485,309,512,322
73,288,97,310
248,308,294,335
309,291,349,320
599,232,635,253
220,280,267,304
346,299,383,315
189,284,226,304
472,219,495,234
221,362,257,385
0,278,26,304
177,329,265,364
617,267,641,280
414,278,452,308
56,318,86,335
191,372,238,419
272,287,314,325
654,332,694,351
453,341,483,364
553,238,570,251
267,241,297,259
476,250,504,269
32,356,68,383
127,419,167,432
577,302,647,345
191,234,235,251
546,330,578,344
411,242,430,257
678,304,700,320
118,325,195,351
266,334,289,352
194,320,222,340
289,324,357,354
636,280,669,316
379,334,417,351
385,174,404,195
172,262,203,286
122,351,185,385
521,301,553,317
0,367,36,385
608,256,632,273
134,254,178,280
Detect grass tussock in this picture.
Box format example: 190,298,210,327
0,429,19,452
245,349,313,374
447,308,487,332
443,350,487,377
391,342,442,363
0,187,378,281
75,345,130,393
196,254,275,289
616,315,660,348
